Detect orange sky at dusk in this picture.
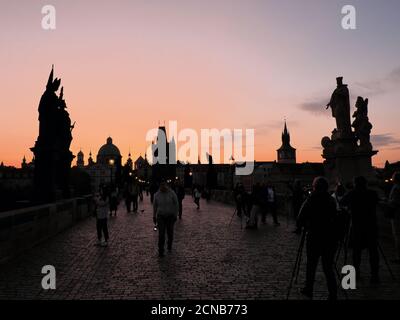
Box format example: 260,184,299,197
1,1,400,168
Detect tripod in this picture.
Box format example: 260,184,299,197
335,221,396,281
286,229,306,300
378,242,396,280
335,216,352,267
228,208,244,230
287,229,350,300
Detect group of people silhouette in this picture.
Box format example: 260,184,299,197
93,178,201,255
92,172,400,299
234,182,280,228
294,173,400,300
236,173,400,299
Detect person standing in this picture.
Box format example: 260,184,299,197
176,181,186,219
132,181,139,212
260,183,268,224
150,182,158,204
109,187,118,217
388,172,400,264
266,184,280,226
332,183,350,244
342,176,380,283
234,183,245,217
139,183,144,202
95,191,109,247
246,183,263,229
297,177,338,300
193,187,201,210
153,180,179,257
291,180,306,234
124,180,133,213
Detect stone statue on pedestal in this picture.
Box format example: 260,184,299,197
31,66,75,201
321,77,377,186
352,96,373,151
326,77,352,138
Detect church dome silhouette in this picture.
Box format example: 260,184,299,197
97,137,121,160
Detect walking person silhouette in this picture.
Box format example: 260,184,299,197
94,189,110,247
193,186,201,210
153,179,179,257
176,180,185,219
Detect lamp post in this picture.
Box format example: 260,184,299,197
109,158,115,185
229,156,235,190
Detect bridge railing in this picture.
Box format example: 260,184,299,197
0,195,93,264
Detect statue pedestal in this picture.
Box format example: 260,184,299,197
322,136,378,186
322,133,378,186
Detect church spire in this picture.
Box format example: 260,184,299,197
277,120,296,164
282,120,290,146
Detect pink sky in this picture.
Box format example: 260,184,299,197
1,1,400,168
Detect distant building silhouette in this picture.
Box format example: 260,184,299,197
75,137,122,191
125,152,133,171
134,155,146,170
151,125,176,182
0,160,34,211
277,121,296,164
135,154,151,182
97,137,122,165
76,150,84,168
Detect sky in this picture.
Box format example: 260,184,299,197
1,0,400,167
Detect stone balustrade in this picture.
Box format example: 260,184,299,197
0,195,93,263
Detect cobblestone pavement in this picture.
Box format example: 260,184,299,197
0,195,399,300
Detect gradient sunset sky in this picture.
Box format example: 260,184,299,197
1,0,400,167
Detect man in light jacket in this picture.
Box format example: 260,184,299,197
153,179,179,257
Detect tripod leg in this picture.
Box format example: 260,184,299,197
343,220,352,266
343,235,349,266
295,231,306,284
286,231,306,300
378,242,396,280
228,209,237,227
286,246,302,300
335,241,343,267
334,265,349,300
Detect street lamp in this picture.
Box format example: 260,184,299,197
229,156,235,190
109,159,115,185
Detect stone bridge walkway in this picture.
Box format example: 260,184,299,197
0,195,399,300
